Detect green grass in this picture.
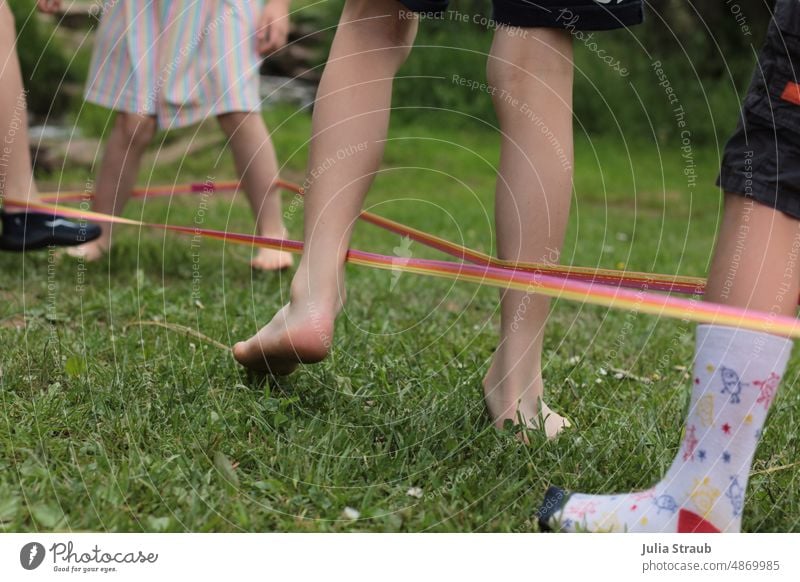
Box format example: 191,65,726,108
2,106,798,532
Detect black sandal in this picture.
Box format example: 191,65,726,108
0,211,101,252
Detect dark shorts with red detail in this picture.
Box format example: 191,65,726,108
718,0,800,218
399,0,643,31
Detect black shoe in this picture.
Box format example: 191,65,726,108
538,486,570,532
0,211,102,252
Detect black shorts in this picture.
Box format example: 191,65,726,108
718,0,800,218
399,0,643,31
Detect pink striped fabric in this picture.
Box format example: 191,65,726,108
85,0,264,129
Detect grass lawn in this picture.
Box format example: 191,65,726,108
1,105,798,532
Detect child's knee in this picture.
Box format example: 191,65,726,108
486,57,527,96
487,30,572,90
341,0,417,61
116,113,156,149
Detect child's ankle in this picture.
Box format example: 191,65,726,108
289,273,345,316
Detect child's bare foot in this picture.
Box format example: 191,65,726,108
483,357,571,440
251,247,294,271
66,238,109,261
233,300,336,375
251,229,294,271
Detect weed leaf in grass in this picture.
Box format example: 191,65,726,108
213,451,240,490
0,496,20,523
30,503,66,529
64,355,86,378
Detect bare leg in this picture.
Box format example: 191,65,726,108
483,28,574,438
216,111,293,271
706,193,800,314
0,2,39,209
67,112,156,260
233,0,417,372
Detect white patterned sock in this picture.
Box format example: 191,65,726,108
541,325,793,532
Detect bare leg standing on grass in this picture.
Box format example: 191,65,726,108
67,112,156,261
69,111,294,268
217,112,293,271
483,28,574,437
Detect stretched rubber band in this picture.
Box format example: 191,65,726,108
7,196,800,339
39,180,706,295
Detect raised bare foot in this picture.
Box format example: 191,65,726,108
483,357,571,440
233,300,335,375
66,238,109,261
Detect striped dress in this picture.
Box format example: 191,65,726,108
85,0,264,129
